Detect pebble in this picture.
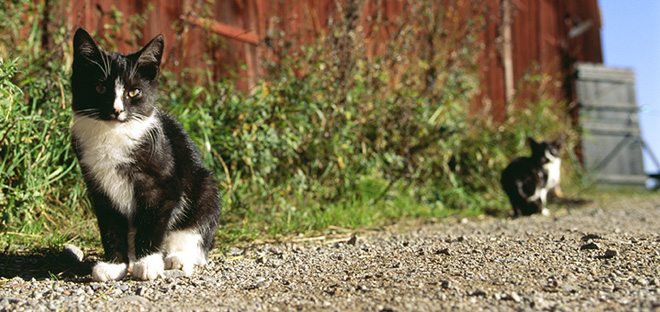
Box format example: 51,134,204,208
580,242,600,250
62,244,84,263
580,233,602,241
0,197,659,311
604,249,619,258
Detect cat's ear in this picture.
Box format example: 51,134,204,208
527,137,539,148
135,35,164,81
73,27,102,62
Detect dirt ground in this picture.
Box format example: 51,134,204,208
1,194,660,311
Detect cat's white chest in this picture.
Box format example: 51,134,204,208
544,152,561,189
72,114,157,216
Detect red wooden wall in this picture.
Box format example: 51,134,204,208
62,0,602,118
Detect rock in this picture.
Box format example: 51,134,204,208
603,249,618,258
435,248,450,255
581,234,602,241
163,269,186,279
117,295,150,304
62,244,84,263
580,242,600,250
228,247,243,256
440,280,452,289
346,235,358,246
469,289,487,297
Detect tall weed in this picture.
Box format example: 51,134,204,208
0,0,581,247
0,0,93,244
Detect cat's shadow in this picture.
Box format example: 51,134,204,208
0,248,93,281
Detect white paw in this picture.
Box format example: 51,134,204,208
541,208,550,216
132,254,164,280
164,252,195,276
92,262,128,282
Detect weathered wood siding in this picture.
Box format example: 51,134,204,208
58,0,602,117
576,63,646,185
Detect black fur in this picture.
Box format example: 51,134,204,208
71,28,220,277
501,138,560,217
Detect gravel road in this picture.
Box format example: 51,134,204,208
2,194,660,311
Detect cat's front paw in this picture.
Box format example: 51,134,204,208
132,254,164,280
92,262,128,282
164,252,196,276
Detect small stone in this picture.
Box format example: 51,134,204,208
118,295,150,304
229,247,243,256
604,249,618,258
469,289,487,296
346,235,358,246
509,292,521,302
581,234,602,241
435,248,450,256
62,244,84,263
162,270,186,279
580,242,600,250
561,283,576,293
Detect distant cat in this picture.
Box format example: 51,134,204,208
501,138,562,217
71,28,221,281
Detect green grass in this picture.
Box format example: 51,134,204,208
0,0,599,254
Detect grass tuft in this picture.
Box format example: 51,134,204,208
0,0,598,251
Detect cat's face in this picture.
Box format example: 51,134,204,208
529,138,562,163
71,28,163,123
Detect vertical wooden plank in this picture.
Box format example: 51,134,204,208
577,63,646,185
61,0,604,119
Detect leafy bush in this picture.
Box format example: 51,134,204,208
161,0,581,233
0,1,93,244
0,0,581,246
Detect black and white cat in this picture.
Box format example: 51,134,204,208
71,28,221,281
501,138,561,217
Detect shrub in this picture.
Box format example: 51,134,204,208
0,0,581,246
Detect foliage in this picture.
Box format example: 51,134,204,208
0,0,95,245
1,0,582,247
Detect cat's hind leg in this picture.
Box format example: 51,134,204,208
163,230,207,276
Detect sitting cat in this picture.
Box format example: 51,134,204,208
71,28,221,281
501,138,562,217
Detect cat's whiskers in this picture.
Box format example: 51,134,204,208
81,51,110,78
134,112,163,161
73,108,101,119
102,52,111,78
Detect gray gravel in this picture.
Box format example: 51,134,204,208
2,195,660,311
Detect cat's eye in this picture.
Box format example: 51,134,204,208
128,88,141,98
95,84,106,94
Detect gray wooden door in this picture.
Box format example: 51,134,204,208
576,63,646,185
